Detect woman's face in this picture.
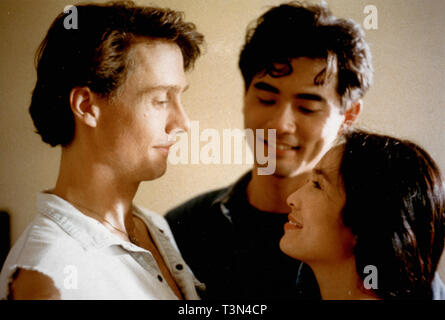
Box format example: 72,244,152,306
279,145,355,263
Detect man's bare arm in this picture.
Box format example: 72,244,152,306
9,269,61,300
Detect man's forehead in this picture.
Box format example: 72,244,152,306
114,39,187,98
254,57,337,87
127,39,182,65
127,40,185,73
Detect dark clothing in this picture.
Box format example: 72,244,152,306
166,171,320,300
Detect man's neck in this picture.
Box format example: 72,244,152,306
308,258,380,300
246,168,310,213
51,147,139,230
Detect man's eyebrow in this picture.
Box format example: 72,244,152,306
296,93,325,102
253,82,280,94
139,84,189,95
253,82,325,103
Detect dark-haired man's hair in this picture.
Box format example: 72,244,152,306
239,1,373,110
29,1,204,147
340,130,445,299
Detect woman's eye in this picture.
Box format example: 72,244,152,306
312,180,321,189
258,98,276,106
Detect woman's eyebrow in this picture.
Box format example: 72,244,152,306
314,168,332,184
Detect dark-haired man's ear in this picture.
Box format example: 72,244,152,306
69,87,100,128
339,99,362,135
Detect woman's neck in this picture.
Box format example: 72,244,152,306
308,258,380,300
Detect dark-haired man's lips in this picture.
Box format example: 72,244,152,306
263,140,301,152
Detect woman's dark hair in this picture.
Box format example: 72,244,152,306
340,130,445,299
239,1,373,110
29,1,204,147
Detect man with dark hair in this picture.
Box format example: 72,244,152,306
166,1,371,299
0,1,204,299
168,1,445,300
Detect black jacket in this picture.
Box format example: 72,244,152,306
166,171,320,300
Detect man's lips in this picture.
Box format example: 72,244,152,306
155,140,175,148
154,143,174,154
262,139,301,151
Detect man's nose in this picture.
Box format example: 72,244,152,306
267,103,296,134
167,99,191,135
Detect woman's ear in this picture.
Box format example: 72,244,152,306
69,87,100,128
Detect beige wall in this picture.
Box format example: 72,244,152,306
1,0,444,279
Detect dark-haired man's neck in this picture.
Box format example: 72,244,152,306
246,167,310,213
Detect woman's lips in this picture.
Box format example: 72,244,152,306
284,214,303,231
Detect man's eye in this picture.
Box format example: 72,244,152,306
155,100,169,107
312,180,321,189
299,106,315,114
258,98,276,106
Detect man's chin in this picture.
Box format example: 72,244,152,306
141,163,168,181
254,162,301,178
271,169,299,178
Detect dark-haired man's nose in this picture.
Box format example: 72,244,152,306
267,103,296,135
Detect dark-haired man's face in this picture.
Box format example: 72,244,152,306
244,57,351,178
93,40,190,182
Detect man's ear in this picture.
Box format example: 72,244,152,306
341,99,362,133
69,87,100,128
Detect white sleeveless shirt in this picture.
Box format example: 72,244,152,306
0,192,204,300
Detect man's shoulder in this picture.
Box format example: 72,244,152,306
165,171,252,221
432,273,445,300
165,187,229,220
164,187,233,251
133,206,170,234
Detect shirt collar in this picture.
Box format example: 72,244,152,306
37,192,151,252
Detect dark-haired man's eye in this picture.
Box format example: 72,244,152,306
258,98,276,106
299,106,315,114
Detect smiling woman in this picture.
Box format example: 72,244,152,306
280,130,445,300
